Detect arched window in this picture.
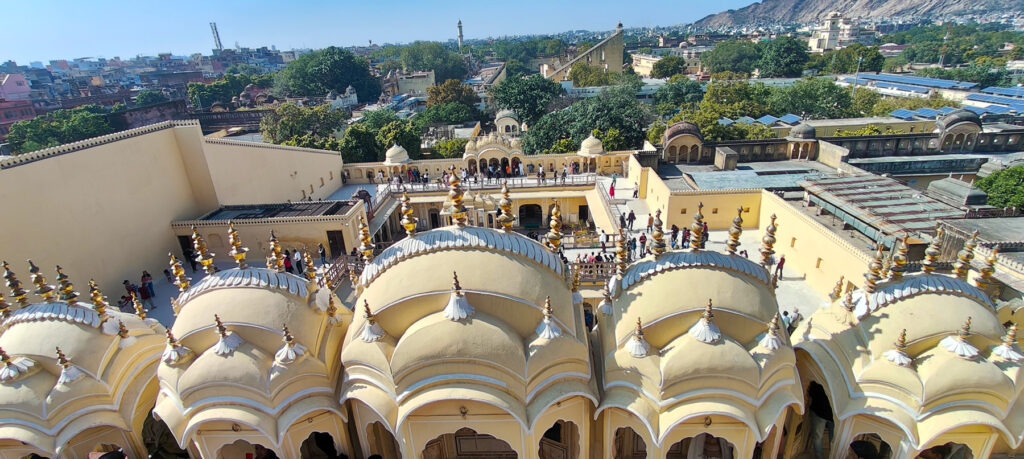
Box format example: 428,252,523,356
612,427,645,459
666,433,735,459
849,433,893,459
916,442,973,459
538,420,580,459
423,427,515,458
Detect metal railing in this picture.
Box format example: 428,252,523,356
377,173,598,194
570,261,618,282
322,255,365,288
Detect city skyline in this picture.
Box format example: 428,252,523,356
3,0,758,64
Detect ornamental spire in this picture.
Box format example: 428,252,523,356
940,316,979,359
400,192,419,236
864,242,885,293
444,165,468,226
922,226,943,273
131,292,146,319
3,261,29,307
191,225,216,274
726,207,744,255
274,323,307,365
597,284,613,315
884,329,913,367
55,265,78,304
975,245,999,291
890,234,909,280
953,230,979,280
570,266,583,305
324,294,342,325
994,323,1024,362
162,328,193,366
650,209,667,255
227,221,249,269
358,216,374,263
88,280,108,317
266,230,285,272
616,227,628,277
689,299,722,344
626,317,651,358
0,346,36,382
168,253,190,292
544,204,563,252
443,271,474,321
55,346,84,385
689,202,705,251
496,181,515,232
829,276,845,302
0,293,9,319
759,313,783,351
116,319,136,348
27,260,56,302
302,247,317,282
212,314,243,356
359,299,386,342
759,214,778,267
536,296,562,339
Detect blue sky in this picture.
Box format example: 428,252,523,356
3,0,758,63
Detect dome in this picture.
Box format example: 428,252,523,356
383,143,410,165
495,109,519,122
662,120,703,144
936,109,982,132
577,134,605,156
155,260,350,449
0,265,164,456
789,122,816,139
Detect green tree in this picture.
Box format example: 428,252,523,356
504,58,529,77
361,109,402,131
593,127,628,151
568,62,613,87
915,64,1011,88
834,125,904,136
274,46,381,102
976,165,1024,208
260,103,349,145
489,74,564,126
653,78,704,109
6,105,114,154
851,89,882,117
647,120,667,145
650,56,687,79
399,42,468,82
700,39,761,74
522,85,652,154
767,78,852,119
426,79,479,107
813,44,885,74
337,123,381,164
225,63,263,76
134,90,168,106
432,138,469,158
757,36,808,78
375,120,422,160
187,73,273,109
413,102,478,129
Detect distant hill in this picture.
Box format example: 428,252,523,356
693,0,1024,28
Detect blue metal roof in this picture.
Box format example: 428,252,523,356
986,105,1012,114
841,77,871,85
735,116,755,124
982,86,1024,98
964,106,990,115
855,72,977,90
778,114,801,124
965,93,1023,106
717,117,734,125
889,109,917,120
914,107,940,117
1010,103,1024,112
756,115,779,125
872,81,930,94
938,106,959,115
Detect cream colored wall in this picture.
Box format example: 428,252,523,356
401,400,526,458
816,140,849,169
202,138,343,204
64,426,139,459
343,153,630,185
639,167,762,231
758,190,871,296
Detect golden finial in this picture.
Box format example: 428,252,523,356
191,226,217,274
266,230,285,272
0,347,11,366
571,266,580,292
444,165,468,226
55,265,78,304
55,346,70,369
325,294,338,321
759,214,778,266
214,314,228,338
496,181,515,232
1004,323,1018,347
768,313,780,333
543,296,553,317
953,231,979,280
131,292,146,319
3,261,29,307
0,293,9,319
117,320,129,339
452,271,462,292
616,227,628,277
27,260,55,302
168,253,190,292
650,209,667,255
957,316,973,340
890,234,909,280
166,328,181,348
635,317,644,337
358,216,374,263
921,225,943,273
689,202,705,251
702,298,714,320
348,261,359,289
842,281,855,312
544,204,563,252
829,276,845,302
88,280,108,316
301,247,316,282
363,299,375,322
726,207,744,255
975,245,999,291
880,255,892,279
281,324,295,346
400,192,419,236
895,328,907,350
227,221,249,269
864,242,885,293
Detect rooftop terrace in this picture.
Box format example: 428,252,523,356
200,201,353,221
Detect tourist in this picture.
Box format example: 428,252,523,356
775,255,786,279
123,279,138,298
682,228,690,248
632,183,639,198
781,311,791,331
294,249,304,275
789,308,802,335
283,250,294,273
599,229,608,252
609,183,615,198
137,281,155,309
646,214,653,233
639,233,647,254
627,210,636,230
318,243,327,266
141,271,155,298
628,237,637,259
561,169,567,185
163,268,174,283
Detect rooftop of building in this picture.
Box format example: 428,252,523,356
657,160,837,191
942,217,1024,245
804,116,928,128
199,200,353,221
